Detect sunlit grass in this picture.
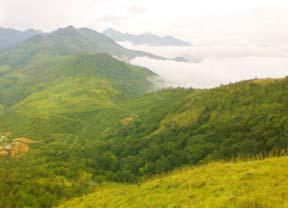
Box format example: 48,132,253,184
58,156,288,208
12,77,118,116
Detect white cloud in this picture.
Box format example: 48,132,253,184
97,15,128,23
131,56,288,88
121,43,288,88
127,6,148,15
119,42,288,58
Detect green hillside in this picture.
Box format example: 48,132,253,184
0,51,158,208
9,54,155,113
0,78,287,208
58,156,288,208
0,53,155,104
0,53,156,141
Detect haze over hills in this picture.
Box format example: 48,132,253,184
103,28,192,47
0,26,169,66
0,27,42,51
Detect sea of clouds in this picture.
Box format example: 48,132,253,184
119,41,288,88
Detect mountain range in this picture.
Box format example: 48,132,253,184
103,28,192,46
0,26,168,66
0,26,191,63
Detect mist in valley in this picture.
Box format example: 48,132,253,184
120,42,288,88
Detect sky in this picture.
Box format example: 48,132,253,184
0,0,288,45
0,0,288,88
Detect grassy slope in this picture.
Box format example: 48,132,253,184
9,54,155,114
12,77,118,115
58,156,288,208
0,53,155,106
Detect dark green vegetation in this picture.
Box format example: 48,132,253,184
0,25,287,208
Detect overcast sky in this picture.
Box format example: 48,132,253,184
1,0,288,46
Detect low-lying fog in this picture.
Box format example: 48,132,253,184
120,42,288,88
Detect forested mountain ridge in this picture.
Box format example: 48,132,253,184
0,77,287,208
0,26,165,67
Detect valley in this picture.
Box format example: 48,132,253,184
0,25,287,208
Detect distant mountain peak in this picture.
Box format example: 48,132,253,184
25,28,42,33
63,25,77,30
103,28,192,47
0,27,43,51
49,26,82,38
55,25,78,33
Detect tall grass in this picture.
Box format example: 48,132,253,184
58,156,288,208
